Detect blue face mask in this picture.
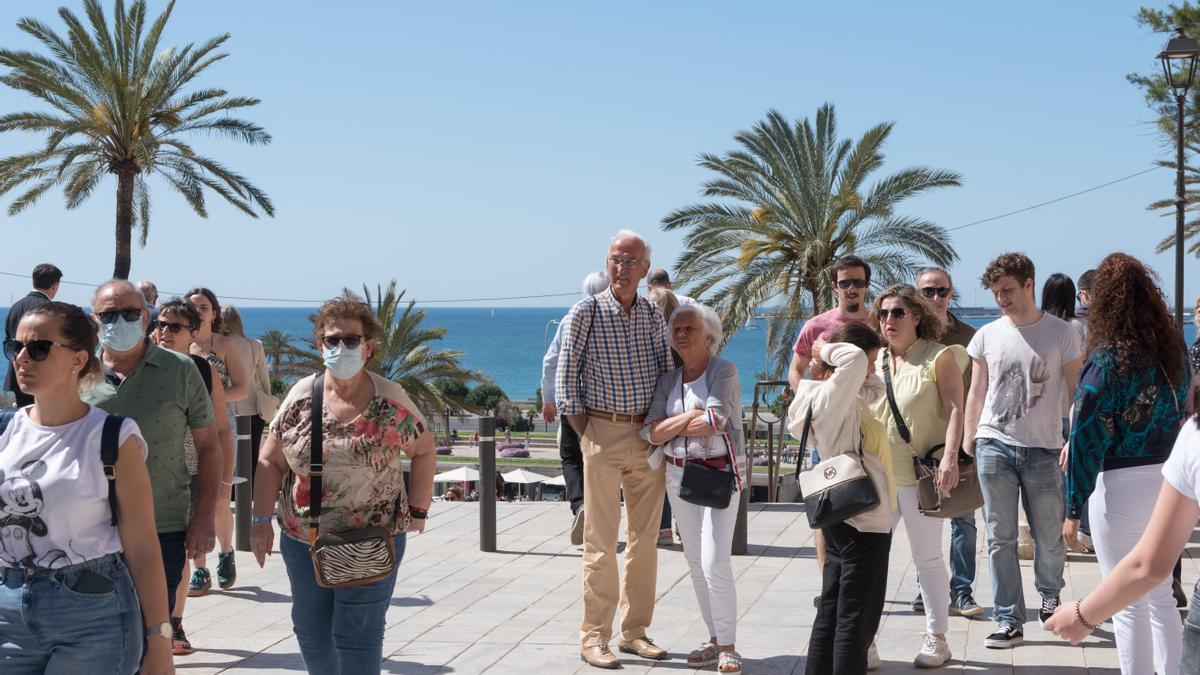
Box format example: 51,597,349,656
100,317,144,352
323,344,365,380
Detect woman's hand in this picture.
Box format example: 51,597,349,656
1059,442,1070,472
811,338,827,360
406,518,427,534
1063,517,1086,553
143,636,176,674
937,454,959,494
1043,601,1092,644
250,521,275,567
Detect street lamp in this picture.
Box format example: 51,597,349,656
1158,27,1200,330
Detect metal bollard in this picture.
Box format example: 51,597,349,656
234,414,253,552
479,416,496,552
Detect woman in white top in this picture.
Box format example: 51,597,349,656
642,304,746,674
0,301,172,674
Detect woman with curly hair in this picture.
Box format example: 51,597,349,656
1060,252,1191,673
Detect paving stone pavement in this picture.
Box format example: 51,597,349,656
176,501,1197,674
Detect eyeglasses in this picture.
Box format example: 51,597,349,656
836,279,867,289
608,255,642,268
321,335,363,349
877,307,909,321
4,338,67,362
155,322,188,334
920,286,951,299
95,308,142,324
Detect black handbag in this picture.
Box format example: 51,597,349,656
793,406,880,529
674,375,737,509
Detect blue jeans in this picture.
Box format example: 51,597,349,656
280,532,406,674
0,554,143,674
949,511,977,600
975,438,1065,627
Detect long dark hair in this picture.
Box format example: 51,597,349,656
1041,273,1077,320
184,287,222,333
1087,253,1186,382
810,322,883,379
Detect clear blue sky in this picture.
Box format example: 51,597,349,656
0,1,1188,310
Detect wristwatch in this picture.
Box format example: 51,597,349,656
409,505,429,520
146,621,172,640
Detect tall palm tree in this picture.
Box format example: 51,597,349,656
663,105,961,375
0,0,273,278
258,329,315,382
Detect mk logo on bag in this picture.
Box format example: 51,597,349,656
823,466,837,480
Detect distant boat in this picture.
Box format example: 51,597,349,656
490,308,495,317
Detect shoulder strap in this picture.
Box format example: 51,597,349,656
309,374,325,544
189,353,213,394
881,348,914,448
574,298,600,391
793,405,814,479
101,414,124,526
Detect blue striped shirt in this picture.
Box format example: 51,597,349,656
555,288,670,416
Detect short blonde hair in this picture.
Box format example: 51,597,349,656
646,287,679,320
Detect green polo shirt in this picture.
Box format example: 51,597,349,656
82,340,215,533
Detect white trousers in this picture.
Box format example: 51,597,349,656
893,486,950,635
665,464,740,645
1090,464,1181,675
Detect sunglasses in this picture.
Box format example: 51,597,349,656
4,338,68,362
877,307,909,321
920,286,951,299
321,335,363,349
836,279,867,289
155,321,188,334
95,308,142,324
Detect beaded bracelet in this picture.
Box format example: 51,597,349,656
1075,601,1098,631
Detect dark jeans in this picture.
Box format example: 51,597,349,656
559,414,584,514
158,531,187,616
949,511,977,600
660,494,672,531
805,522,892,675
1184,581,1200,672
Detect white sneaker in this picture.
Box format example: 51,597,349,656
867,638,880,670
914,632,951,668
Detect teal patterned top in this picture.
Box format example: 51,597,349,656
1065,348,1190,519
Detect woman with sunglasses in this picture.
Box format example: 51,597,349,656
0,302,173,674
250,296,436,673
868,284,967,668
183,288,246,597
150,299,231,656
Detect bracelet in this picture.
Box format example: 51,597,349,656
252,516,273,525
1075,601,1098,631
409,506,429,520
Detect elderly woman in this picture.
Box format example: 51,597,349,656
250,297,436,673
642,303,746,674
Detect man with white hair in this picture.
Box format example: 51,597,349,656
557,230,671,669
542,271,609,545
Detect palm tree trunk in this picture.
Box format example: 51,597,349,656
113,170,136,279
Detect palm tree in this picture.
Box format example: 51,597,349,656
663,105,961,375
0,0,273,278
259,329,315,382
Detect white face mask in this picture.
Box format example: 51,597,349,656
322,343,365,380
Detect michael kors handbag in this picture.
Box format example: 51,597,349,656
793,406,880,529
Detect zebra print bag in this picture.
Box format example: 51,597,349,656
308,374,397,589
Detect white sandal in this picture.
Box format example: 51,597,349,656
687,642,718,667
718,650,743,673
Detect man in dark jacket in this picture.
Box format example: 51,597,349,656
4,263,61,406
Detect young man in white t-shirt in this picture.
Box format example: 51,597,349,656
963,253,1083,649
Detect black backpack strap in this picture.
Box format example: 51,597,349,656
101,415,124,526
308,374,325,544
189,353,214,395
881,348,914,449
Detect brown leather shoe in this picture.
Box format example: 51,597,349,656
580,644,621,669
618,636,667,660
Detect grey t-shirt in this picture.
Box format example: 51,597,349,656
968,312,1082,450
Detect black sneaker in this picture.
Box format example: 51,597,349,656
911,592,925,613
984,625,1024,649
1039,595,1060,627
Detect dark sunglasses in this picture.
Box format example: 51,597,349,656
95,308,143,324
877,307,909,321
920,286,951,299
4,338,67,362
155,321,188,334
321,335,363,349
836,279,867,289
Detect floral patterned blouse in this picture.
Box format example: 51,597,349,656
270,372,428,541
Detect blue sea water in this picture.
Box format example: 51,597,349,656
2,305,1198,402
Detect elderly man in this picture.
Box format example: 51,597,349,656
557,230,671,669
83,280,223,619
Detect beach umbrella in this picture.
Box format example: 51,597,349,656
433,466,480,483
543,474,567,486
501,468,549,484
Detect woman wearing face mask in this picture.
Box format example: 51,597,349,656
249,296,436,673
183,288,246,597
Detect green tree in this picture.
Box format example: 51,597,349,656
0,0,273,278
259,329,315,383
663,105,961,375
468,383,508,415
435,378,471,439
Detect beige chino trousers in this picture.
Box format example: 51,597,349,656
578,417,666,648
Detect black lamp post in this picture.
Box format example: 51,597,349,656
1158,28,1200,330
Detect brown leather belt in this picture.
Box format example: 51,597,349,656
666,454,729,469
585,408,646,424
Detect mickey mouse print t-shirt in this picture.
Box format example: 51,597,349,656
968,312,1083,450
0,405,147,569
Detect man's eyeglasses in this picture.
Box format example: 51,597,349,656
608,255,642,268
321,335,363,349
836,279,867,289
155,322,188,334
877,307,909,321
4,339,67,362
920,286,951,299
95,308,142,324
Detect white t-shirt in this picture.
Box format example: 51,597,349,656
1164,419,1200,501
664,369,722,459
0,406,147,569
967,312,1082,450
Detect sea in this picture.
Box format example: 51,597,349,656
2,306,1197,402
